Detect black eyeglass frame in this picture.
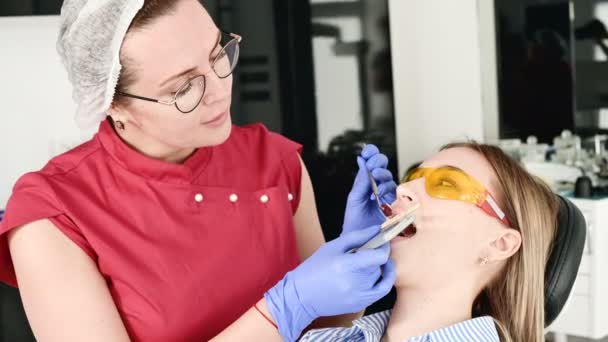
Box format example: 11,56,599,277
115,31,242,114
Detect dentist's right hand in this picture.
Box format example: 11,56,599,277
264,225,396,342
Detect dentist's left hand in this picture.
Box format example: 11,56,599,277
264,225,396,342
342,144,397,234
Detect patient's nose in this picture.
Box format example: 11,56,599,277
395,184,418,208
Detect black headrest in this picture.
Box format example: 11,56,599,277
544,196,587,327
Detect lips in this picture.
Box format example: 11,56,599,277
381,204,393,217
398,222,417,238
387,203,419,240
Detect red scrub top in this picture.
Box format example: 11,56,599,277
0,120,303,341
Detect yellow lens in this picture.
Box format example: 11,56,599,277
424,167,486,205
403,168,426,183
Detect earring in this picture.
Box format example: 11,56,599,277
480,256,489,266
115,120,125,131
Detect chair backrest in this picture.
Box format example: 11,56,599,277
544,195,587,326
0,283,35,342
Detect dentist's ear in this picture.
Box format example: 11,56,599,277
107,102,140,129
487,228,522,263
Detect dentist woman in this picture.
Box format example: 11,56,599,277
0,0,397,341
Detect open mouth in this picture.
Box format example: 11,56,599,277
398,223,417,238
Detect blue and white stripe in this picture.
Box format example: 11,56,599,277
299,310,500,342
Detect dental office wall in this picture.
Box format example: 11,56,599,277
311,0,363,153
388,0,499,175
0,16,92,208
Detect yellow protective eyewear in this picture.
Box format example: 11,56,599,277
403,166,511,226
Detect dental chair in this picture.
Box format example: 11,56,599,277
545,195,587,327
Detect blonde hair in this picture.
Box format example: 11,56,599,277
441,142,559,342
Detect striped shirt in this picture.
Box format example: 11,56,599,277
299,311,500,341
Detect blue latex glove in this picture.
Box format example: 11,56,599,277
343,144,398,234
264,225,396,342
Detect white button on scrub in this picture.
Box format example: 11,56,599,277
260,194,269,203
229,194,238,203
194,193,204,203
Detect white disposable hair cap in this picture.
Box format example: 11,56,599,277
57,0,144,129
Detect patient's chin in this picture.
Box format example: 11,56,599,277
390,254,422,286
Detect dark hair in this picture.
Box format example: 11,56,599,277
112,0,182,106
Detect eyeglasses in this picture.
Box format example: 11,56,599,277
403,166,511,226
116,31,242,114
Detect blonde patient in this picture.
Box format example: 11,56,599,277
301,142,559,342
